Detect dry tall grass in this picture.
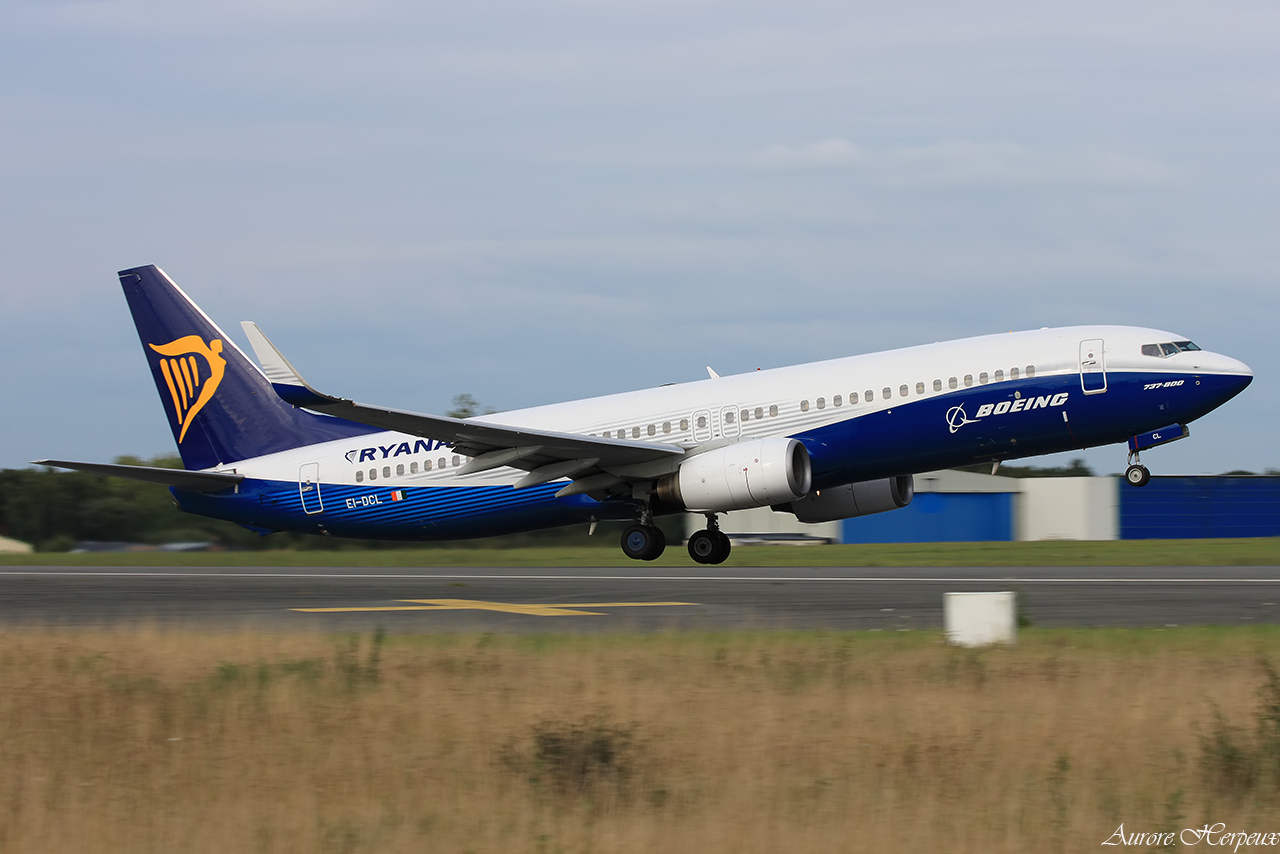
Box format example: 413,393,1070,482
2,627,1279,853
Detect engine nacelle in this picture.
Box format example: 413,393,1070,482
784,475,914,523
656,437,812,512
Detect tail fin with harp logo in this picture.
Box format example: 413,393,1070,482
119,265,378,471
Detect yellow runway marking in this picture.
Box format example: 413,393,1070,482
291,599,696,617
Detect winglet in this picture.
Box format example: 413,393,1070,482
239,322,340,409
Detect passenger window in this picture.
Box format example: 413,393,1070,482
833,395,842,407
898,385,908,397
425,460,432,471
617,429,626,439
816,397,825,410
754,407,763,420
383,466,391,478
1025,365,1035,378
994,370,1003,382
1010,367,1020,380
949,377,958,389
740,409,750,422
356,470,364,483
697,415,707,429
915,382,924,395
647,424,656,436
369,468,377,481
663,421,672,434
882,388,891,400
725,412,735,424
964,375,973,387
410,462,418,474
979,372,988,385
800,400,810,412
452,456,460,467
933,379,942,392
438,457,446,469
396,464,405,476
680,418,690,431
768,405,778,417
865,390,873,403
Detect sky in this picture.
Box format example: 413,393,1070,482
1,0,1276,476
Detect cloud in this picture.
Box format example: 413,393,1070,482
879,140,1177,188
745,139,867,170
745,137,1176,188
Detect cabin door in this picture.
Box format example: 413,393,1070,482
1079,339,1108,394
299,462,324,515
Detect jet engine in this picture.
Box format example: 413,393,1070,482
656,437,811,512
783,475,914,523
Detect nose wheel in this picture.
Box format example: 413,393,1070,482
1124,450,1151,487
1125,464,1151,487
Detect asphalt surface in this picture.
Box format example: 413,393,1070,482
1,565,1279,631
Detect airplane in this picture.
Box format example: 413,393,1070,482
37,265,1253,564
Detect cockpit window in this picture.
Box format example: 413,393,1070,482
1142,341,1201,358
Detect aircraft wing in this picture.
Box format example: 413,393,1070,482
240,322,685,493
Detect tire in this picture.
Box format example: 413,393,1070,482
622,524,665,561
687,530,719,564
1125,464,1151,487
642,526,666,561
709,531,732,565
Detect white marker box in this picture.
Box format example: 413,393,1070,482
945,591,1017,647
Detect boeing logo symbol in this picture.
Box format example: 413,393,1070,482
945,392,1072,433
946,405,980,434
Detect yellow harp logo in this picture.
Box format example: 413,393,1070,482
149,336,227,443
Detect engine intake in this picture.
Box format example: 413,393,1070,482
784,475,914,523
656,437,812,512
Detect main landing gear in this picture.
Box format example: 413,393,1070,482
687,514,731,565
620,523,666,561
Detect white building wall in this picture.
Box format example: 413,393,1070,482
1017,477,1119,541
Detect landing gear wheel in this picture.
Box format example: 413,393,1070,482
688,530,732,565
713,531,731,564
1125,464,1151,487
621,524,665,561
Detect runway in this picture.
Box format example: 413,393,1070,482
2,565,1280,631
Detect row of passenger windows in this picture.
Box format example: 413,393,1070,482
797,365,1036,411
592,404,784,440
590,365,1038,441
355,456,463,483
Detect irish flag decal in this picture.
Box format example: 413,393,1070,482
390,490,406,502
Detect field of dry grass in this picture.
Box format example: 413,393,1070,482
3,627,1280,853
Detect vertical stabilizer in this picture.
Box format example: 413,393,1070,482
119,265,377,470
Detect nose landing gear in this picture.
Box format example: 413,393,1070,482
1124,457,1151,488
1124,424,1189,488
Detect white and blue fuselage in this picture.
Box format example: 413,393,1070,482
40,267,1252,564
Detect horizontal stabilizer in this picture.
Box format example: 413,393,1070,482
33,460,244,492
